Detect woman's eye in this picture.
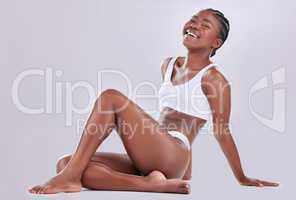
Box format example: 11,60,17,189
202,24,210,29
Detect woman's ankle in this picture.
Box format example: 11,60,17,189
58,167,82,182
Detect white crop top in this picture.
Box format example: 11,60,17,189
158,56,220,121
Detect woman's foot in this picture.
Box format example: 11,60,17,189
28,171,82,194
145,171,191,194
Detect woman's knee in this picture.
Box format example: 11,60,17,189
99,89,122,99
98,89,129,111
97,89,123,108
56,154,72,173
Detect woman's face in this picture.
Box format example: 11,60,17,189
183,10,223,54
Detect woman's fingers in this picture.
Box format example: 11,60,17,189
240,177,279,187
240,180,261,187
253,179,264,187
258,180,279,187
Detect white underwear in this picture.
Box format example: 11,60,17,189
167,130,191,150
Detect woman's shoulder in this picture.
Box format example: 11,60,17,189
160,56,184,79
160,56,185,71
160,56,176,68
202,64,229,85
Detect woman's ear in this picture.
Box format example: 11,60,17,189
213,38,223,50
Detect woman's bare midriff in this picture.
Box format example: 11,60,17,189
157,107,207,145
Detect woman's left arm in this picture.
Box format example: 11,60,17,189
201,68,279,187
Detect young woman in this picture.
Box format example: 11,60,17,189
28,8,279,195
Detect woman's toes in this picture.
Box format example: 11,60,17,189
36,187,41,194
29,186,40,194
37,186,45,194
184,185,190,194
37,186,44,194
180,182,190,194
39,187,46,194
182,187,190,194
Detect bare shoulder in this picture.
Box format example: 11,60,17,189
160,57,173,80
201,66,230,94
202,66,229,85
160,56,187,80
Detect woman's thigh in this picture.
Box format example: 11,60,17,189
58,152,140,175
103,89,190,178
90,152,141,175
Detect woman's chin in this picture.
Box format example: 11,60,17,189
182,39,204,52
182,40,197,50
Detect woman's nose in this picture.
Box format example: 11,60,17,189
189,21,200,30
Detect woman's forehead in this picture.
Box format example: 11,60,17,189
194,10,216,22
193,10,221,29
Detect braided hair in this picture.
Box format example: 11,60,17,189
205,8,230,57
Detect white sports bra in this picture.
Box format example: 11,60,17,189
158,56,220,120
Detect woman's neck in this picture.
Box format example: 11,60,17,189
184,51,212,71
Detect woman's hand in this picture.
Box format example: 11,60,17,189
239,176,279,187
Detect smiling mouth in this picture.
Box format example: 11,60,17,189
184,29,200,39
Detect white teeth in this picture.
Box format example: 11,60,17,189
188,32,197,38
185,29,198,38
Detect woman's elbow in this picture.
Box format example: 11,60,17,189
213,129,230,143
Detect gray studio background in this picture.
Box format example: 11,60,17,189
1,0,295,199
